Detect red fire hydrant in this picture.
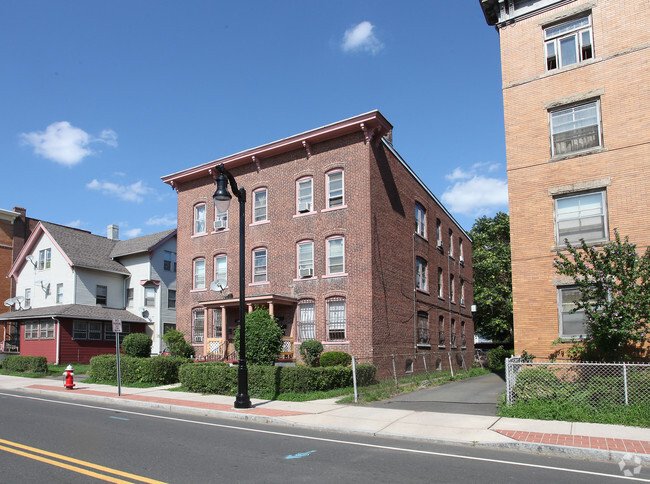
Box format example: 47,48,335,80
63,364,75,390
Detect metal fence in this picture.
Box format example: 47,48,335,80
505,357,650,407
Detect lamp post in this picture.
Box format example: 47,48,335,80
213,163,251,409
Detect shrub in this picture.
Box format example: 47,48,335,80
320,351,352,367
487,346,511,371
2,355,48,373
121,333,153,358
234,308,284,365
299,340,323,367
163,330,195,358
89,354,187,385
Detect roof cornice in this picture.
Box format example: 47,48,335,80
161,111,392,189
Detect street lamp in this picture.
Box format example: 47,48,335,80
213,163,251,409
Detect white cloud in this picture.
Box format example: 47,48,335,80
86,179,154,203
342,21,383,54
67,219,82,228
441,176,508,216
123,228,143,238
20,121,118,166
146,214,177,227
445,167,473,181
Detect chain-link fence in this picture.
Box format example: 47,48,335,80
505,357,650,407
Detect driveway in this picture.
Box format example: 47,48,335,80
368,371,506,416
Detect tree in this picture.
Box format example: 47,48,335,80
553,230,650,361
162,329,195,359
470,212,513,342
121,333,152,358
234,307,284,365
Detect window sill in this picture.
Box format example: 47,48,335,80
416,288,430,295
293,211,316,218
415,233,428,242
250,220,270,227
249,281,270,287
417,344,431,349
293,276,318,282
190,288,207,293
549,147,605,163
324,341,349,345
211,228,230,234
321,205,347,213
438,345,446,350
552,239,609,252
322,273,348,279
191,233,209,239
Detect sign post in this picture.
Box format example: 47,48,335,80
112,319,122,396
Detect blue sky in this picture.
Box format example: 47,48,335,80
1,1,507,238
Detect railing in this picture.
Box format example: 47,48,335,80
279,337,294,361
203,337,294,361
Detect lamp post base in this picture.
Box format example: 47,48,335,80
234,394,251,409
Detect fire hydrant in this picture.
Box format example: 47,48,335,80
63,365,75,390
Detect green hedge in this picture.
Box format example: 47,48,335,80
2,355,48,373
319,351,352,367
89,354,188,385
179,362,377,397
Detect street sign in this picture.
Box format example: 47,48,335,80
112,319,122,396
112,319,122,333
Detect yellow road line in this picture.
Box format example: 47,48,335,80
0,438,167,484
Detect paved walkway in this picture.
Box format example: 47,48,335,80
1,375,649,463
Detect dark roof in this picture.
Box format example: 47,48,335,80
110,229,176,258
0,304,148,323
41,222,129,274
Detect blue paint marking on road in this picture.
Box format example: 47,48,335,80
285,450,316,460
110,416,129,420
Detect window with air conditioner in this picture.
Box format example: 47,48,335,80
192,309,205,344
297,177,313,214
297,241,314,278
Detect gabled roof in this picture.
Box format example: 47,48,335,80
0,304,148,323
110,229,176,258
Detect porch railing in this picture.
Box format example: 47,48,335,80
203,337,294,361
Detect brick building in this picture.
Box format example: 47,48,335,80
162,111,474,376
479,0,650,358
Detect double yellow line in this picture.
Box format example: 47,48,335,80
0,438,167,483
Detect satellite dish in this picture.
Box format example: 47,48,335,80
26,255,36,266
3,298,16,307
138,307,146,313
15,296,24,302
210,280,227,292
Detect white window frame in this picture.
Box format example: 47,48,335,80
298,299,315,341
214,206,228,230
296,177,314,214
415,203,426,238
297,241,314,278
194,203,206,235
326,170,344,209
544,14,593,71
144,286,156,307
192,309,205,344
96,285,107,306
437,268,443,299
164,251,177,272
326,236,345,275
438,315,445,348
448,230,454,257
213,310,222,338
451,319,457,348
450,274,455,302
193,258,206,290
558,286,587,338
214,255,228,288
126,287,134,307
38,248,51,270
253,248,268,283
550,100,601,157
253,188,268,223
24,288,31,309
554,190,607,245
168,289,176,310
416,257,427,292
326,297,346,341
56,283,63,304
25,322,39,340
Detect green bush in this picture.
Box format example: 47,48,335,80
234,308,284,365
89,354,187,385
487,346,511,371
121,333,153,358
319,351,352,367
2,355,48,373
299,340,323,367
163,330,195,358
179,362,377,397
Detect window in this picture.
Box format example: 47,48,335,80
461,321,467,348
297,241,314,278
415,203,426,238
298,299,315,340
24,288,31,309
38,321,54,339
168,289,176,309
144,287,156,307
326,170,344,208
326,237,345,275
417,312,430,346
550,100,601,157
460,280,466,306
451,319,457,348
193,259,206,289
194,203,206,234
164,251,177,272
437,268,443,298
459,238,464,263
253,248,267,283
96,285,107,306
448,230,453,257
73,321,87,340
214,255,228,287
105,322,130,341
126,288,134,307
214,207,228,230
436,219,442,248
253,188,268,223
555,190,607,245
438,316,445,347
416,257,427,291
450,274,455,302
88,322,102,340
327,297,346,341
56,283,63,304
213,310,222,338
192,309,204,344
545,15,593,71
38,248,51,270
297,177,313,213
558,286,587,338
25,322,39,340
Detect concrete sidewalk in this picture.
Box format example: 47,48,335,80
1,374,649,462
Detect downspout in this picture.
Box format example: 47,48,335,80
53,317,60,364
413,233,417,353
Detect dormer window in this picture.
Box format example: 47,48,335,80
38,248,51,270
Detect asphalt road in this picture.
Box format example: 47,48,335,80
368,371,506,415
0,389,639,483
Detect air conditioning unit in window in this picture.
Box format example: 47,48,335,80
299,267,314,278
298,202,312,213
214,220,227,231
437,240,443,249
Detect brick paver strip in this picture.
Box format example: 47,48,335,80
27,385,308,417
494,429,650,455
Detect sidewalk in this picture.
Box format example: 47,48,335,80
1,374,649,463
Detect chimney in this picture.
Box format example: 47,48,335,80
107,224,119,240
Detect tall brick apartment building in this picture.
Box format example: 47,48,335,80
480,0,650,358
162,111,474,376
